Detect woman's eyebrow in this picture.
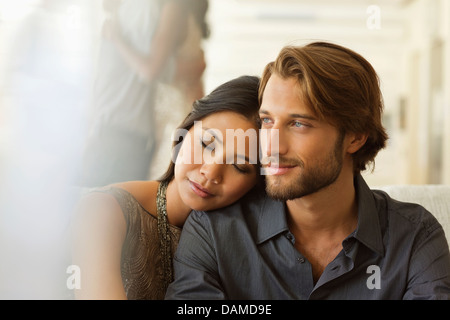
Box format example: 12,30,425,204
202,128,257,164
202,127,223,143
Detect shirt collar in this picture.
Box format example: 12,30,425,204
353,174,385,256
255,195,288,244
255,174,385,257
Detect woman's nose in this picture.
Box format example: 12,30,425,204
200,163,223,184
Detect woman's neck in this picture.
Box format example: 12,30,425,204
165,180,191,228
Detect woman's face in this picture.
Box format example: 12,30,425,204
174,111,259,211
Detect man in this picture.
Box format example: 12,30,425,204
165,42,450,299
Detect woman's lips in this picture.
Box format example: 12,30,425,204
189,180,213,198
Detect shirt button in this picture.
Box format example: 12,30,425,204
297,257,305,263
286,233,295,244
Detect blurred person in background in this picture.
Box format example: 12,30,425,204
149,0,210,179
171,0,209,105
77,0,189,187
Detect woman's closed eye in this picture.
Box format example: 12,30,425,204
201,139,216,151
232,163,253,174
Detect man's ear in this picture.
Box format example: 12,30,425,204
346,132,368,154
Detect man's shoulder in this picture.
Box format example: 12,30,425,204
372,189,443,238
189,188,272,227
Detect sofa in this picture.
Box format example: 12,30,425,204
374,184,450,247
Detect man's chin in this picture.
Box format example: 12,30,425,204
265,179,301,201
265,174,325,201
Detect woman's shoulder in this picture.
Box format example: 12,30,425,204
77,180,158,220
109,180,159,216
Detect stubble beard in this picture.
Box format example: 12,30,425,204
265,134,345,201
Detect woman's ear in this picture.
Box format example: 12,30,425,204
346,132,369,154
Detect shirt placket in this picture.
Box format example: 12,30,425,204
284,231,315,299
309,239,358,299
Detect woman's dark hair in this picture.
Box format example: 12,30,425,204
158,75,261,183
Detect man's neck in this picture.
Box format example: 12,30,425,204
286,171,358,242
285,170,359,283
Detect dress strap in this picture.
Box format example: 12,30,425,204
156,180,173,291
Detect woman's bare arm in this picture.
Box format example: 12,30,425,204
71,192,127,300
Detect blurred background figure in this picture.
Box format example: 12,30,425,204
77,0,189,187
149,0,210,179
0,0,95,298
172,0,209,105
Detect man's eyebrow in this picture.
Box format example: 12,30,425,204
289,113,318,121
259,109,318,121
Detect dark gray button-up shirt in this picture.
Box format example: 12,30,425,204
166,175,450,300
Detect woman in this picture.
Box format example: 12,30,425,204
72,75,262,299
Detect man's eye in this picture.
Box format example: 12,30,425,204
261,117,271,124
293,121,308,128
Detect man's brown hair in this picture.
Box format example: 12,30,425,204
259,41,388,173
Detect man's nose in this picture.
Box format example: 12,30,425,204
261,127,287,158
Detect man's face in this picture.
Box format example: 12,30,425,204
259,74,345,201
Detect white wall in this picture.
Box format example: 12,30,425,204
400,0,450,184
203,0,450,186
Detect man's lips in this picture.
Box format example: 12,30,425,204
264,164,297,176
189,180,213,198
